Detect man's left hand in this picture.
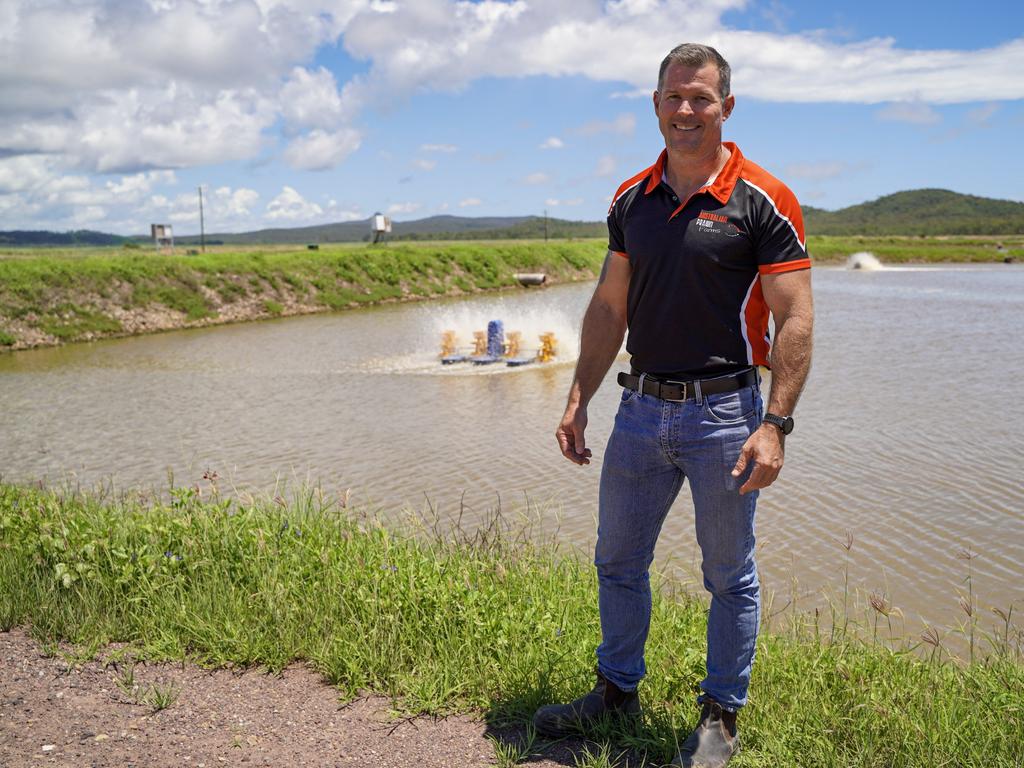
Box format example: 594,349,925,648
731,424,784,495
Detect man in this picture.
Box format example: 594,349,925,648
532,43,813,767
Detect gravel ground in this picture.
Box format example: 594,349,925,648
1,628,652,767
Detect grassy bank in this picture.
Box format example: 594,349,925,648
806,234,1024,264
1,482,1021,766
2,235,1021,351
0,241,605,350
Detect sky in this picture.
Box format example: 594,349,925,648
1,0,1023,236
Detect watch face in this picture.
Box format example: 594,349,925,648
781,416,794,435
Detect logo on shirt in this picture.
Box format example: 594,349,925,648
695,210,743,237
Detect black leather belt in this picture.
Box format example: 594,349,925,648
617,368,757,402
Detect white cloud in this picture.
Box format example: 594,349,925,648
412,159,437,171
3,0,1024,233
578,114,637,137
387,202,421,215
545,197,583,207
324,201,363,222
785,161,850,182
459,197,482,207
337,1,1024,109
876,102,942,125
212,186,260,218
595,155,617,177
0,160,189,232
266,186,324,221
141,185,262,231
967,103,1000,126
0,155,61,194
609,88,649,99
421,143,458,153
540,137,565,150
523,172,550,185
284,128,362,171
280,67,346,130
105,171,177,201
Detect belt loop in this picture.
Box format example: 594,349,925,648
693,377,703,405
637,372,647,399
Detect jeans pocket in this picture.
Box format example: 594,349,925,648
703,388,757,424
620,387,638,404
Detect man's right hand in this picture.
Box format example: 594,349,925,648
556,404,592,465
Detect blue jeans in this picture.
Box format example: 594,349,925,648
595,379,763,710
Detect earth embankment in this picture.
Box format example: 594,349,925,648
0,241,605,350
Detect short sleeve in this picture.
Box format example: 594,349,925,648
607,204,626,256
747,180,811,274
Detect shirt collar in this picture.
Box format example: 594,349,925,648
644,141,743,205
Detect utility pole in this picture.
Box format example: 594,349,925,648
198,186,206,253
543,208,548,243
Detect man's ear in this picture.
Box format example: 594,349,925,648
652,89,660,116
723,94,735,120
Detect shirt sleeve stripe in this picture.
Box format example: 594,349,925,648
758,258,811,275
739,177,806,251
611,250,629,260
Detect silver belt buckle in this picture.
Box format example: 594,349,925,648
663,379,687,402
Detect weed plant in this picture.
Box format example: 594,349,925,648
0,482,1021,766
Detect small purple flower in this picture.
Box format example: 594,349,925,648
164,550,173,558
175,554,183,561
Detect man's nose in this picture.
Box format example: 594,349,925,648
675,99,695,115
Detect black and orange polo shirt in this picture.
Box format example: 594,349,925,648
607,141,810,378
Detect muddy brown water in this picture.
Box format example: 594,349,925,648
2,264,1022,640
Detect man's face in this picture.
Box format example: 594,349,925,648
653,62,734,158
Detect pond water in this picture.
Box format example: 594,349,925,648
2,263,1023,637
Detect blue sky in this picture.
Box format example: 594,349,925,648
1,0,1022,235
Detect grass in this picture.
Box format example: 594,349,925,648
0,481,1021,766
1,236,1020,349
0,241,606,348
806,234,1024,263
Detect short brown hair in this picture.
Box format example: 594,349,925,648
657,43,731,100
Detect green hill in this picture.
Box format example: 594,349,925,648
3,190,1023,247
0,230,128,247
172,215,603,245
804,189,1024,236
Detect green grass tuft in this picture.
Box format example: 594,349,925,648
0,482,1021,766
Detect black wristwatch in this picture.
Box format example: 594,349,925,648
763,413,794,435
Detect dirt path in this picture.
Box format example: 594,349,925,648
1,628,640,767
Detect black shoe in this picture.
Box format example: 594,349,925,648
670,699,739,767
532,670,642,737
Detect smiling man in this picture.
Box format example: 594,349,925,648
533,44,814,767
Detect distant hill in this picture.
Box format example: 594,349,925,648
0,229,128,247
803,189,1024,236
3,190,1023,247
171,215,603,245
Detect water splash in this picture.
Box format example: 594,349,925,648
358,297,585,375
846,251,884,271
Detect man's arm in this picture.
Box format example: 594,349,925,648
556,251,631,465
732,267,814,492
